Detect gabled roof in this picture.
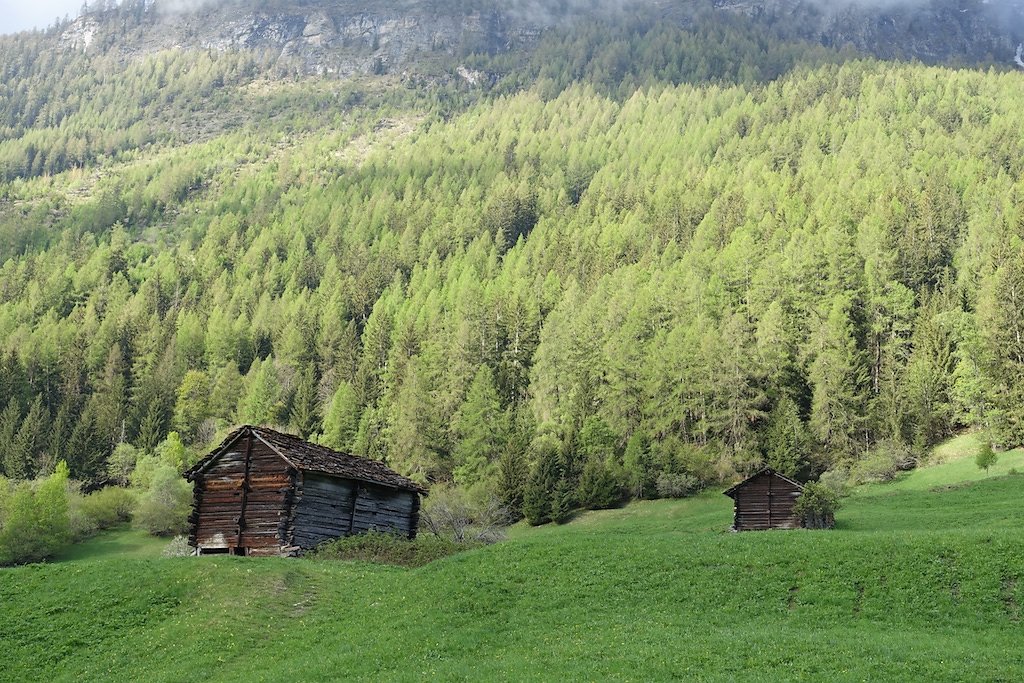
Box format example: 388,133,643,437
185,425,428,495
722,468,804,498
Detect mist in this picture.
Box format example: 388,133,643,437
0,0,86,34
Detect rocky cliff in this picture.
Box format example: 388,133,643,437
57,0,1024,76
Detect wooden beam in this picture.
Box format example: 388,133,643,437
347,483,360,535
236,431,254,549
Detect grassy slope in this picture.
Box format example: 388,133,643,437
1,446,1022,682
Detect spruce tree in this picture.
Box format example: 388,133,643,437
322,381,360,451
9,396,48,480
523,439,561,526
762,396,810,477
0,401,22,478
551,474,574,524
289,368,321,439
173,370,210,444
453,366,506,487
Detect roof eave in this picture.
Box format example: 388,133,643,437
301,468,427,495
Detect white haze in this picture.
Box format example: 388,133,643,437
0,0,86,34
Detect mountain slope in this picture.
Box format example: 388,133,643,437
52,0,1024,73
2,58,1024,499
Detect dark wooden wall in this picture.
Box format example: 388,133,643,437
189,434,293,556
732,472,804,531
289,473,420,549
189,432,422,556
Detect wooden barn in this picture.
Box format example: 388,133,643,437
723,468,805,531
184,425,427,556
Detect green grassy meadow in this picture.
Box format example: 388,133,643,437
1,442,1022,682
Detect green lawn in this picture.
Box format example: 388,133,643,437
860,433,1024,493
1,439,1022,682
51,527,170,563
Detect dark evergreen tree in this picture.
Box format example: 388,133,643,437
0,400,23,478
289,367,320,439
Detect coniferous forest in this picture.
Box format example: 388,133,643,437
2,0,1024,544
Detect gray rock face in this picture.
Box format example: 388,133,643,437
735,0,1024,64
60,1,541,78
58,0,1024,76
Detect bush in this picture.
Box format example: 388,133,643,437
162,535,193,558
309,530,474,567
975,442,998,474
80,487,136,530
134,464,192,536
848,440,914,485
655,472,698,499
106,443,139,487
817,467,851,499
793,482,839,530
68,486,97,542
421,485,508,543
0,462,72,565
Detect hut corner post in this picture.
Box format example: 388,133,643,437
235,432,254,553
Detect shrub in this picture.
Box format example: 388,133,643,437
309,531,474,567
655,472,698,499
817,467,851,499
68,486,97,542
975,442,998,474
80,487,136,530
106,443,139,487
793,482,839,530
421,485,508,544
0,462,72,565
129,454,161,490
162,536,193,558
134,464,192,536
849,440,913,485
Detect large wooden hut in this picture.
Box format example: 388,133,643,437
184,425,427,556
723,468,805,531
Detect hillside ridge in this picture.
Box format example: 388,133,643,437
51,0,1024,75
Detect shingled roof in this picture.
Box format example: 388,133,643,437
186,425,427,495
722,467,804,498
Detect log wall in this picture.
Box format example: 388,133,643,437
732,471,804,531
290,473,420,549
188,434,292,555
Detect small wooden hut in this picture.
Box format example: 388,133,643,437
184,425,427,556
723,468,805,531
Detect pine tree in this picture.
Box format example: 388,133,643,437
496,446,529,521
289,367,320,439
322,381,360,451
208,363,243,423
0,400,22,478
762,396,810,477
173,370,210,444
137,401,167,454
523,437,561,526
577,457,623,510
8,395,48,480
240,358,283,426
808,293,869,462
551,474,574,524
46,402,76,474
67,401,106,482
452,366,506,487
